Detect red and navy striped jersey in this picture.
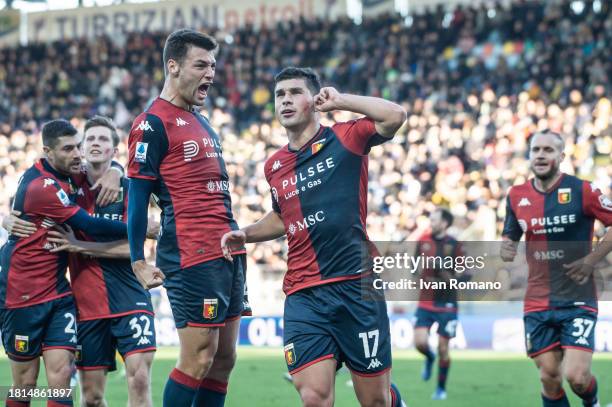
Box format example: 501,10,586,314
503,174,612,313
417,234,463,312
0,159,82,308
127,98,242,271
69,177,153,321
265,117,389,295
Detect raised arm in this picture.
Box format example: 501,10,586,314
314,87,406,137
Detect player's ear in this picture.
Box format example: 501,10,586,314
167,59,180,77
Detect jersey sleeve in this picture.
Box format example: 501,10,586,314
127,113,169,181
332,117,389,155
502,193,523,241
271,189,281,214
23,177,80,223
583,182,612,226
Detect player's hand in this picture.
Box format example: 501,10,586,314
146,216,160,239
132,260,165,289
92,167,121,207
2,210,37,237
314,87,344,113
500,240,518,262
221,230,247,261
563,257,595,285
47,225,79,253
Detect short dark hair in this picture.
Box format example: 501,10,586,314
437,208,454,228
163,29,218,74
84,115,120,147
529,130,564,150
274,67,321,95
42,119,78,148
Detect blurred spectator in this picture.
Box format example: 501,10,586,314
0,0,610,314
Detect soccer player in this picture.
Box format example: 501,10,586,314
501,130,612,407
0,119,129,406
127,29,248,407
221,67,407,407
51,116,157,407
413,208,463,400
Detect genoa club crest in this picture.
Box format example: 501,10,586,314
311,139,326,154
203,298,218,319
284,343,297,366
15,335,28,353
558,188,571,204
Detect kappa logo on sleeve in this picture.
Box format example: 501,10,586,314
137,120,153,132
43,178,56,188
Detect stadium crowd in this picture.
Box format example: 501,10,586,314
1,0,611,312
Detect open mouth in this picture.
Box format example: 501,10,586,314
88,149,102,156
198,83,211,97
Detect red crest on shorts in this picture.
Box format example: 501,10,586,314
284,343,296,366
203,299,218,319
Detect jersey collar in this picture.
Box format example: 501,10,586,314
39,158,71,182
530,173,565,195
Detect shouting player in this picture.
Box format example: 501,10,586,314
221,67,407,407
501,130,612,407
0,120,128,406
413,208,463,400
127,29,248,407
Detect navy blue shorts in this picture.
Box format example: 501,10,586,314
414,307,459,338
283,277,391,376
164,255,246,328
76,312,156,371
524,307,597,358
0,295,77,361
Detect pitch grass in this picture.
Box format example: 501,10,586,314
1,347,611,406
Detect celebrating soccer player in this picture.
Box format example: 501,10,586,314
0,119,129,406
413,208,464,400
4,116,159,407
127,29,249,407
221,67,407,407
501,130,612,407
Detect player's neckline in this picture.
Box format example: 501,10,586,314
530,173,565,195
287,125,325,153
